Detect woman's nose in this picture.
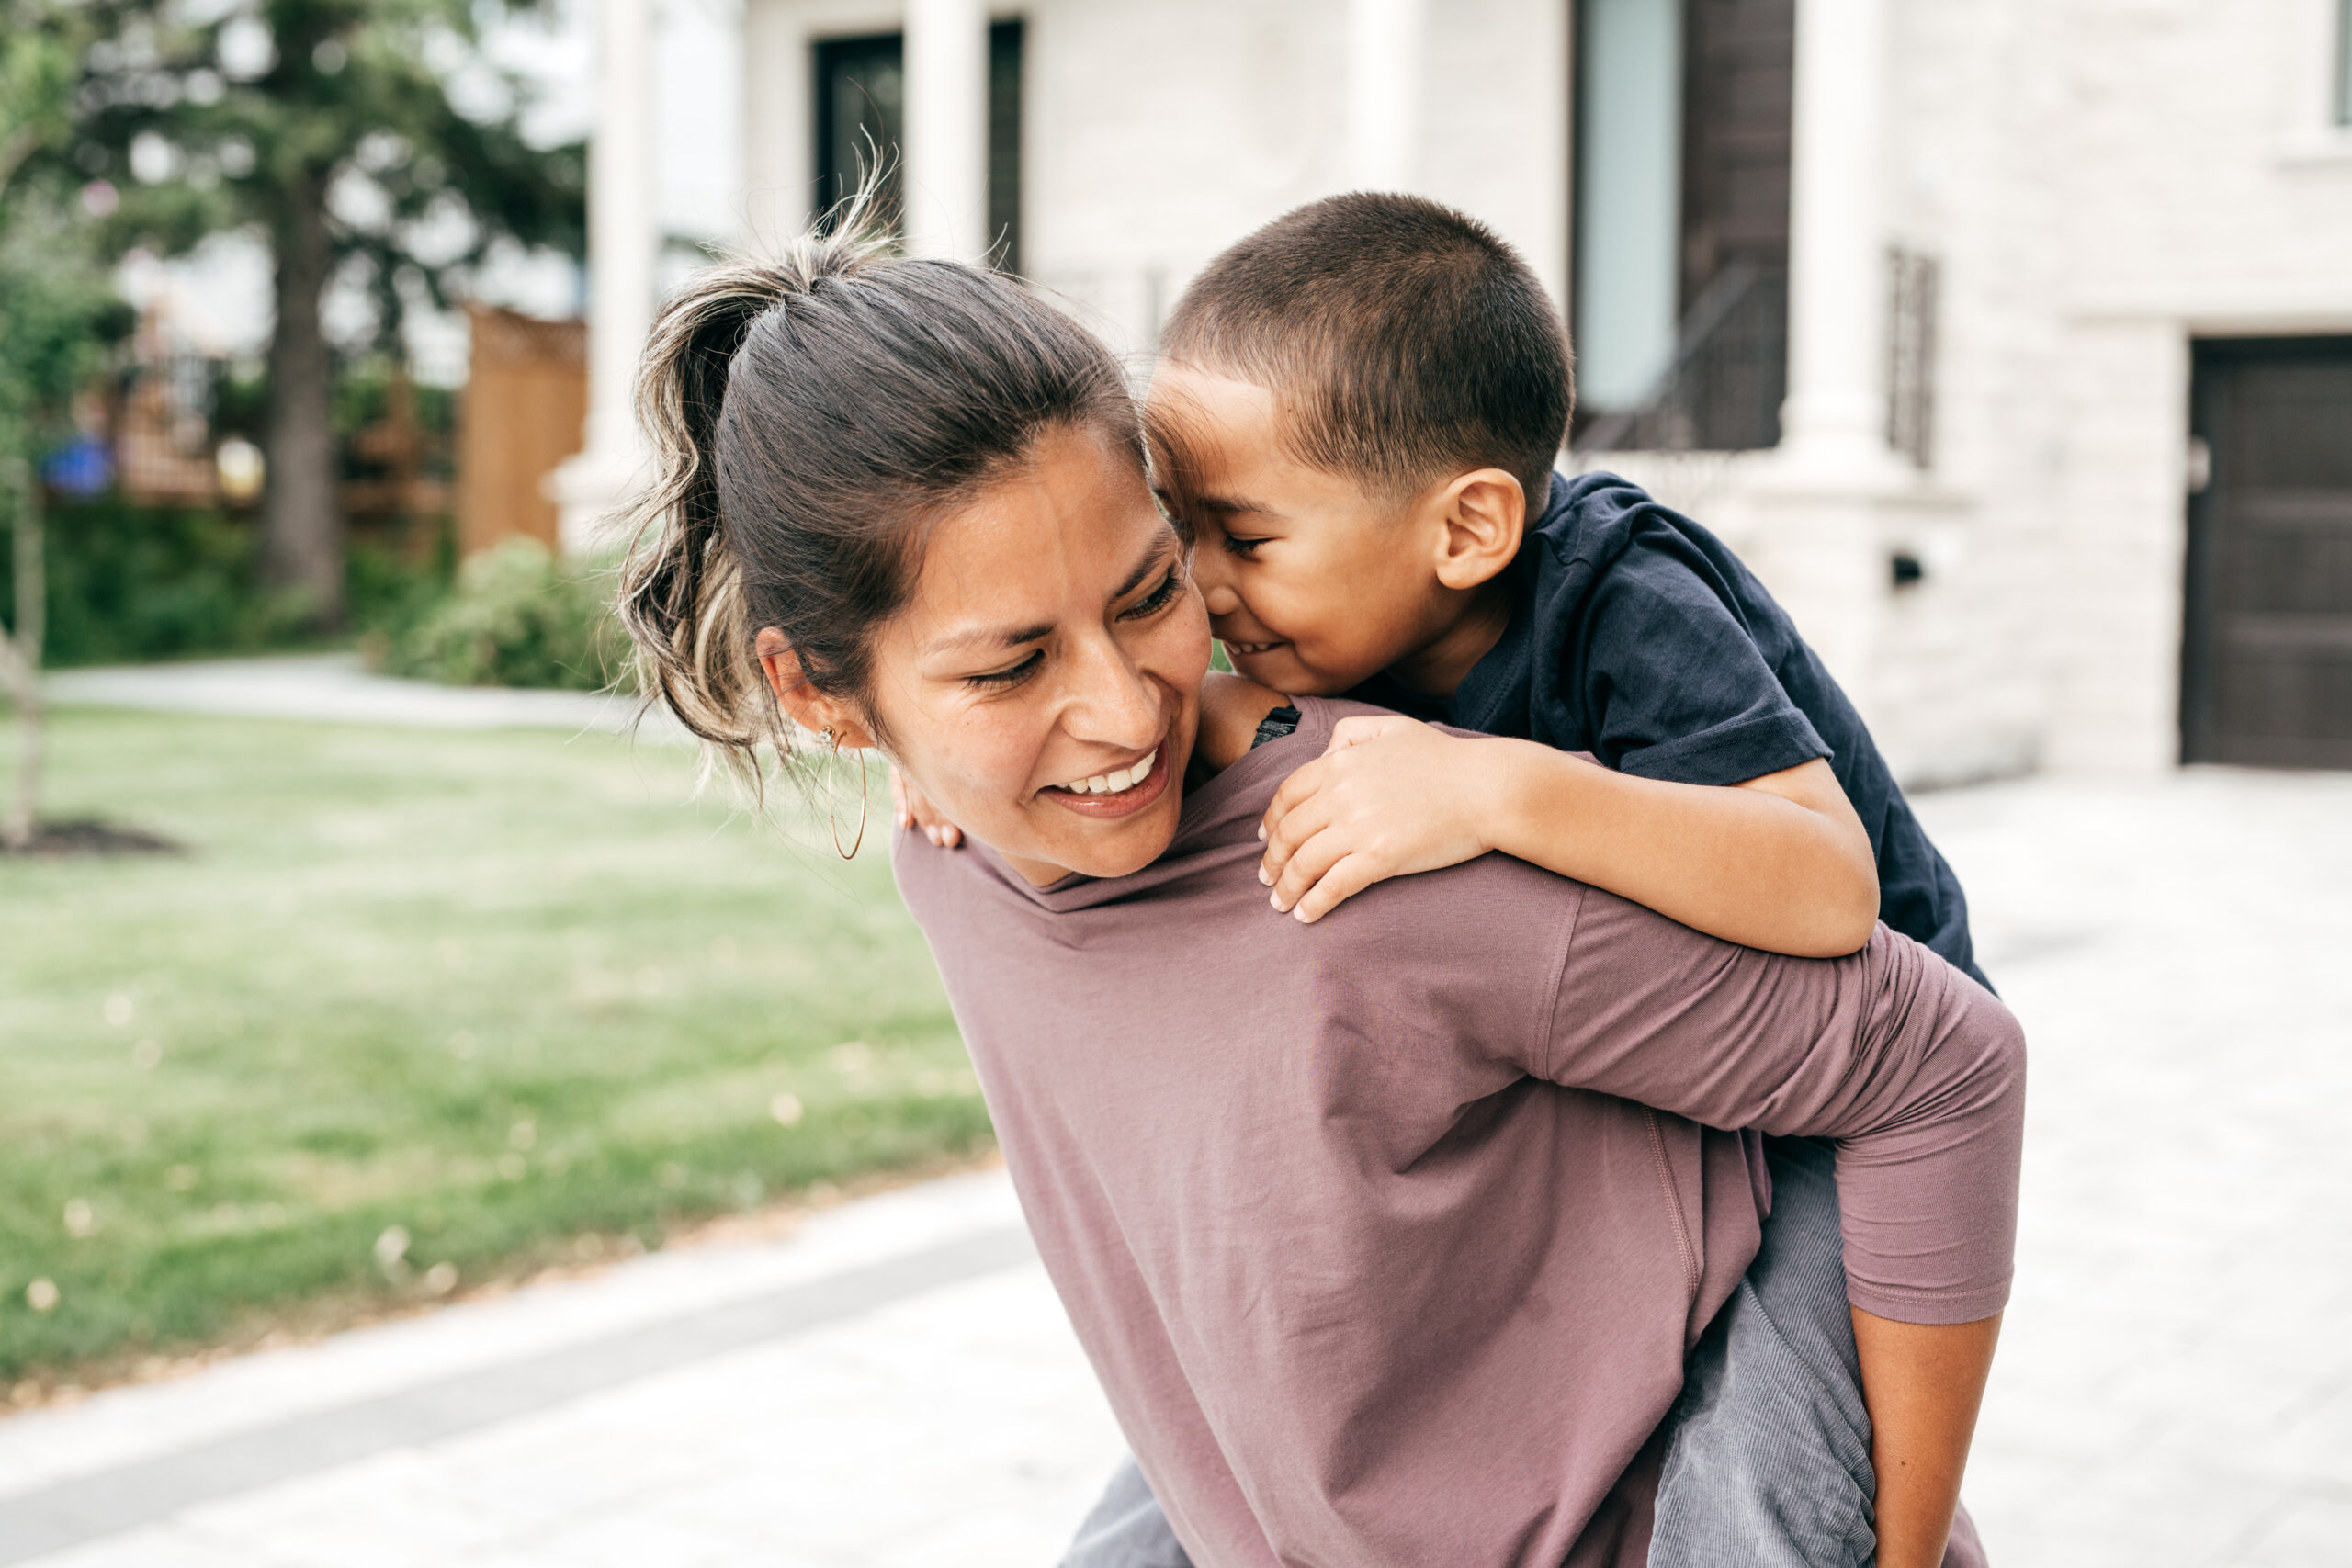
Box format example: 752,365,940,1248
1062,631,1165,747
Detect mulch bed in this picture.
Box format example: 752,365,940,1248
0,818,184,857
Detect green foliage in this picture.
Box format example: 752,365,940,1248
383,537,624,691
0,9,80,200
0,711,979,1383
30,499,296,664
0,27,124,475
3,498,449,666
63,0,586,354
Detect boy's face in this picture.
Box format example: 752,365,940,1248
1148,364,1454,695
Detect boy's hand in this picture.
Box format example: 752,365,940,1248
1258,716,1502,922
889,764,964,848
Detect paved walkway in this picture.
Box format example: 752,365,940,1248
2,766,2347,1567
45,656,680,738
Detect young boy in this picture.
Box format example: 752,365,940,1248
896,194,1998,1566
1150,195,1983,991
1123,194,1998,1568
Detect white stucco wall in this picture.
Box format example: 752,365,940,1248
740,0,1566,355
1022,0,1566,355
727,0,2352,778
1886,0,2352,774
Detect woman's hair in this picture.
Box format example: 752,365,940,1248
616,210,1143,786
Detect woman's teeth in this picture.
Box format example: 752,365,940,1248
1058,749,1157,795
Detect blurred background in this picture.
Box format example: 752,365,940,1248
1,2,2348,1566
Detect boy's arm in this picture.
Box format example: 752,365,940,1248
1260,713,1880,955
1854,1309,2002,1568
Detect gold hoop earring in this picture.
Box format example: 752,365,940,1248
822,728,869,860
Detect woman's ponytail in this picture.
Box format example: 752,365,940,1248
614,199,1140,791
616,218,891,776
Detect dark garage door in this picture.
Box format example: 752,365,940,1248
2183,337,2352,768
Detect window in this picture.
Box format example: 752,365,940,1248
811,21,1025,273
1573,0,1792,453
2337,0,2352,125
813,34,903,234
1572,0,1683,413
1885,247,1939,469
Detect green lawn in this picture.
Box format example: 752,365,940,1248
0,710,986,1386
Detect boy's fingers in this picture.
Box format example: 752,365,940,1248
1258,760,1326,844
938,821,962,849
1258,759,1330,859
1269,823,1351,912
1292,852,1385,923
888,766,910,828
1259,792,1335,887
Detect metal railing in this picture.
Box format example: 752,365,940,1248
1577,263,1789,454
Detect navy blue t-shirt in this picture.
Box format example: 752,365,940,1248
1350,470,1986,987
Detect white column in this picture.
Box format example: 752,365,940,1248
741,0,809,249
1746,0,1904,699
1777,0,1896,476
902,0,990,260
552,0,659,555
1347,0,1425,190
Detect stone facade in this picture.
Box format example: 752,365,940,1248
671,0,2352,779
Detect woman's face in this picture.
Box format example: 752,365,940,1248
842,423,1211,886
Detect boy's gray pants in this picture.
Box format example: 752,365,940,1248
1057,1137,1905,1568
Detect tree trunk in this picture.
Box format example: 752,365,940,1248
259,173,345,626
1,457,42,852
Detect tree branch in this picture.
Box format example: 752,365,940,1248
0,124,44,200
0,618,28,701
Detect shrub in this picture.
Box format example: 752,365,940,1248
383,538,626,691
25,499,302,666
9,499,456,668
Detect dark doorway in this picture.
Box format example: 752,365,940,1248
812,21,1025,273
2183,337,2352,768
1573,0,1792,451
814,34,905,234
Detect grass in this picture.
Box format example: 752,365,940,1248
0,709,986,1388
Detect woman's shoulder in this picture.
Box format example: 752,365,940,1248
1193,671,1293,776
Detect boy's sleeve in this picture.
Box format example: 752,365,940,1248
1573,528,1831,785
1534,889,2025,1325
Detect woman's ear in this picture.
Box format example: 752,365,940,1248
1430,469,1527,592
755,627,877,749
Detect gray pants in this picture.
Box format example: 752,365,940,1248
1058,1137,1883,1568
1649,1135,1878,1567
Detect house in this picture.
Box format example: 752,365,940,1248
559,0,2352,779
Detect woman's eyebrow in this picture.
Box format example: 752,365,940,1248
924,541,1173,657
928,620,1056,656
1110,538,1175,600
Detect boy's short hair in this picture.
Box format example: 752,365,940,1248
1158,192,1573,508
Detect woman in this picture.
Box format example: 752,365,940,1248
616,225,2019,1568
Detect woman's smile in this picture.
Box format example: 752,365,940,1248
1040,727,1174,818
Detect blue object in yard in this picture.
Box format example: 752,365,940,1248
42,435,113,498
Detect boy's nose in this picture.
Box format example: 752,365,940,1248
1203,584,1242,617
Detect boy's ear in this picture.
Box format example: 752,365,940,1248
1430,468,1526,592
754,627,877,750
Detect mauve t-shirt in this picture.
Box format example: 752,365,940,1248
893,697,2024,1568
